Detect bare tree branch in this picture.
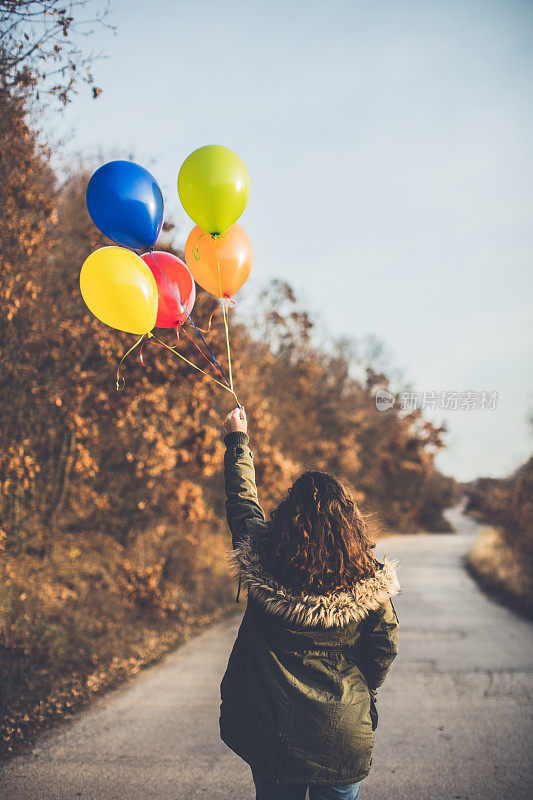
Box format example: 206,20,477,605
0,1,114,106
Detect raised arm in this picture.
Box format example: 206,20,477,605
222,408,265,548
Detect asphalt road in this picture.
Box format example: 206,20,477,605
1,507,532,799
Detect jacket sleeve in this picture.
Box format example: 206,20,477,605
224,431,265,548
358,598,399,695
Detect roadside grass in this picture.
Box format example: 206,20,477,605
0,525,237,761
466,526,533,620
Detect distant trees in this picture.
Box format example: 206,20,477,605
466,456,533,564
465,450,533,620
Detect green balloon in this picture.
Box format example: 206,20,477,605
178,145,251,236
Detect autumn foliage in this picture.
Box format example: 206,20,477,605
465,454,533,616
0,84,456,757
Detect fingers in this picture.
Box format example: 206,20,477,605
221,406,247,435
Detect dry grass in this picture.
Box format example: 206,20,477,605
0,523,237,760
466,526,533,619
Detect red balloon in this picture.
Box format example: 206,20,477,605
141,251,195,328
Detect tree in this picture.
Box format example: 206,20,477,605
0,0,113,105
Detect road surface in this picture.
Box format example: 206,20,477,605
1,507,532,799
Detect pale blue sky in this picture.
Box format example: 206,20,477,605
52,0,533,481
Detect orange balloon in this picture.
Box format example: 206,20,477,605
185,223,253,298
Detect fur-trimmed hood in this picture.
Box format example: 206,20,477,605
226,527,401,629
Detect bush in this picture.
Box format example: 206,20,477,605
465,456,533,566
467,526,533,619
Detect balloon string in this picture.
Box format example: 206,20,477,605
191,231,223,261
193,305,221,333
149,334,240,403
191,231,207,261
116,333,148,390
222,302,233,392
139,330,178,367
145,249,234,393
217,253,234,393
180,324,229,383
193,299,235,334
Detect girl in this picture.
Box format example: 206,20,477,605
219,408,400,800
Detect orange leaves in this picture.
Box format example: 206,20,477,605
1,445,40,495
117,559,170,614
72,442,97,477
173,480,209,523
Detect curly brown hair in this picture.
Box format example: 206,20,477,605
261,471,377,595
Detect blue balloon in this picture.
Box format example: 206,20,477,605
86,160,164,250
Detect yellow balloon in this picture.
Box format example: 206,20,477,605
80,246,158,334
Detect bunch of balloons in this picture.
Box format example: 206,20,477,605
80,146,253,402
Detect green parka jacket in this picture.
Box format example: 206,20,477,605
219,431,400,788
